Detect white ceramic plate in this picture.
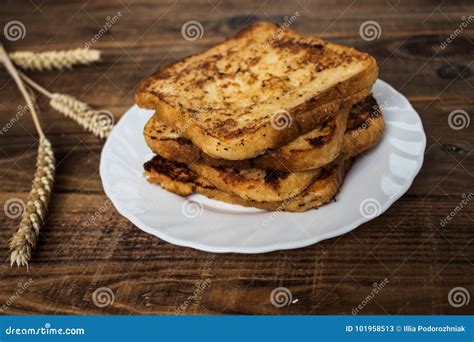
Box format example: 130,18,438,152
100,80,426,253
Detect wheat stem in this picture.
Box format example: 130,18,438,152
18,71,53,97
0,44,44,138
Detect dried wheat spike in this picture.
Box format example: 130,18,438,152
9,48,101,71
49,93,114,139
9,137,55,267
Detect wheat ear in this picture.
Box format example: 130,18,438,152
19,72,114,139
0,43,56,267
49,94,113,138
9,48,101,71
9,137,55,267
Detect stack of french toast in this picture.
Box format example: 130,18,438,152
135,22,384,212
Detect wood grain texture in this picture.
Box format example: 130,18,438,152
0,0,473,315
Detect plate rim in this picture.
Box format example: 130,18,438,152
100,79,426,254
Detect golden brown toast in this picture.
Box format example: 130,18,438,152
144,155,352,212
144,94,378,171
136,22,378,160
186,163,320,202
144,105,348,172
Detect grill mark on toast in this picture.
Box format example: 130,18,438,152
347,95,381,131
304,116,336,147
306,135,327,147
263,170,290,185
144,155,197,183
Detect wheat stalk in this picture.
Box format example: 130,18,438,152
9,48,101,71
19,72,114,139
0,43,56,267
9,137,55,267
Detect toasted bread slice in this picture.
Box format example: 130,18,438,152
144,105,348,172
186,163,321,202
144,94,377,171
144,155,352,212
136,22,378,160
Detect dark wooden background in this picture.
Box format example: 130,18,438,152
0,0,472,315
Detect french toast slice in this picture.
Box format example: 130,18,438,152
144,94,376,172
145,155,352,212
136,21,378,160
144,156,351,212
186,163,321,202
144,105,348,172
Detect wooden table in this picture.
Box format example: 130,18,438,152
0,0,472,315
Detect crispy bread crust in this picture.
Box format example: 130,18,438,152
136,22,378,160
